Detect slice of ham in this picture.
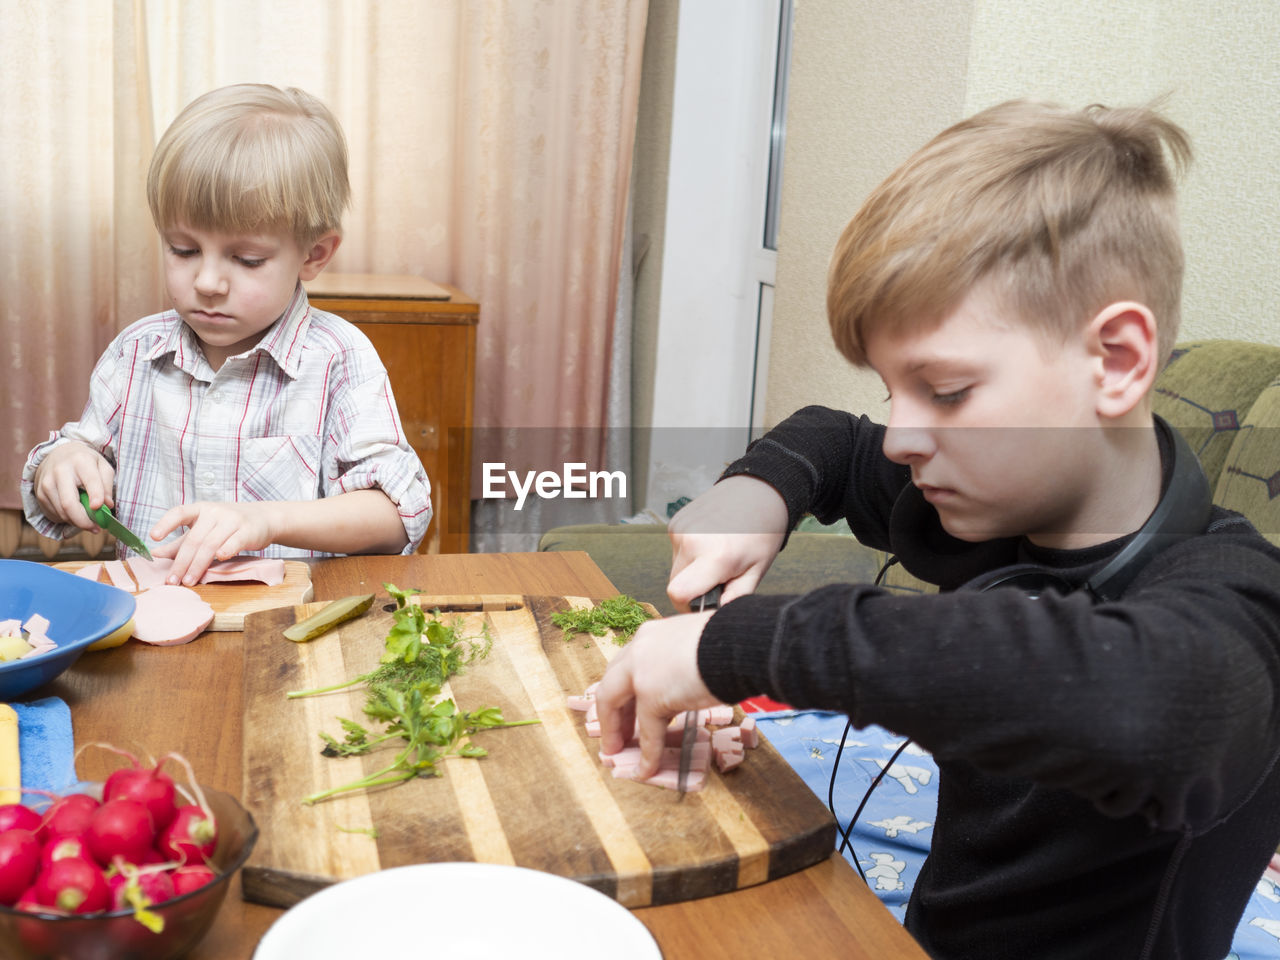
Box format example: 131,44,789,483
74,564,103,582
103,560,136,592
127,557,171,590
131,586,215,646
127,556,286,589
200,557,286,585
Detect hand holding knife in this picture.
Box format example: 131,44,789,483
79,489,153,560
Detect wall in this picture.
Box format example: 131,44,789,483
764,0,1280,424
630,0,680,509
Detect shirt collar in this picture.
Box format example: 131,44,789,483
143,283,314,380
250,283,313,379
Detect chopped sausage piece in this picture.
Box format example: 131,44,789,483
740,715,760,749
714,748,744,773
613,765,708,793
74,564,103,582
601,743,711,771
575,686,752,790
711,727,742,752
699,705,736,727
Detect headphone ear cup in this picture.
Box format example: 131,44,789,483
961,563,1075,599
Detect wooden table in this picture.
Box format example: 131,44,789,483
45,552,927,959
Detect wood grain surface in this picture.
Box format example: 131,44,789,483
241,595,837,910
54,560,314,630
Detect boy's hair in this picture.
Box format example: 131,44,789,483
827,99,1192,366
147,83,349,248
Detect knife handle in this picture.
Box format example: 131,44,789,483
692,584,723,612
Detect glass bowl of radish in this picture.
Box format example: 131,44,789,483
0,752,258,960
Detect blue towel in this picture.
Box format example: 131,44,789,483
12,696,76,807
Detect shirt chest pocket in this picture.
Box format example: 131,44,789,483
238,435,324,503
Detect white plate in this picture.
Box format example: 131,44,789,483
254,863,663,959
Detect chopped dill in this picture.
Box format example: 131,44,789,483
550,595,654,645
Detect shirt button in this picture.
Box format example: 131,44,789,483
209,392,222,404
201,472,215,487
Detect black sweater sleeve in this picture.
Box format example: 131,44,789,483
698,517,1280,832
719,405,910,547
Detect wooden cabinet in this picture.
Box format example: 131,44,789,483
303,274,477,554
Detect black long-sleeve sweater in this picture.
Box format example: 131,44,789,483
697,406,1280,959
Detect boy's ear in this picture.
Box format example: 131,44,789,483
298,231,342,281
1086,301,1158,419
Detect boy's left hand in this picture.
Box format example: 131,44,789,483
149,501,273,585
595,610,719,780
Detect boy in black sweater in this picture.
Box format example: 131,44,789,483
595,100,1280,959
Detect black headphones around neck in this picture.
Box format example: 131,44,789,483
959,415,1213,602
836,416,1214,883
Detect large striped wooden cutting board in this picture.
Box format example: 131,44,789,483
240,595,836,909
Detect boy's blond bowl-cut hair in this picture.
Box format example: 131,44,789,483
828,99,1192,367
147,83,349,248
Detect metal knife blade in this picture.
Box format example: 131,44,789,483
676,585,723,798
676,709,698,800
79,490,153,560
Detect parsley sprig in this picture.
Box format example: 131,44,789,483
290,583,536,805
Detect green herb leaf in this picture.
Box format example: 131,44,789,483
550,595,654,645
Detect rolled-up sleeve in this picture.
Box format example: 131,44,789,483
323,361,432,554
20,342,125,539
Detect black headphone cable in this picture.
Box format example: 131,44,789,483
827,556,915,884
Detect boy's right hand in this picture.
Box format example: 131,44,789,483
31,442,116,531
666,475,789,610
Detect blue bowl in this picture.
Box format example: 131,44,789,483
0,559,135,699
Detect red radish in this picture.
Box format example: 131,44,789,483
34,857,110,913
0,804,41,834
157,804,217,862
0,829,40,906
85,799,156,867
108,867,175,911
39,793,100,843
104,762,178,833
39,835,93,872
14,887,47,913
171,863,217,896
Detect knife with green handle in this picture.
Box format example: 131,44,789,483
78,489,153,560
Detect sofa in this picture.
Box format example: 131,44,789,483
539,339,1280,612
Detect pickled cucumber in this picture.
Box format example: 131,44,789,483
284,594,375,642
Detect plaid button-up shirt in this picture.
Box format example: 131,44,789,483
22,285,431,556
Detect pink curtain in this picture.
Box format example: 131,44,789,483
0,1,647,542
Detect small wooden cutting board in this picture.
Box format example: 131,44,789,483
53,560,313,630
240,595,837,909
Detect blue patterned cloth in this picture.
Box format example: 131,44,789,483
754,709,1280,958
